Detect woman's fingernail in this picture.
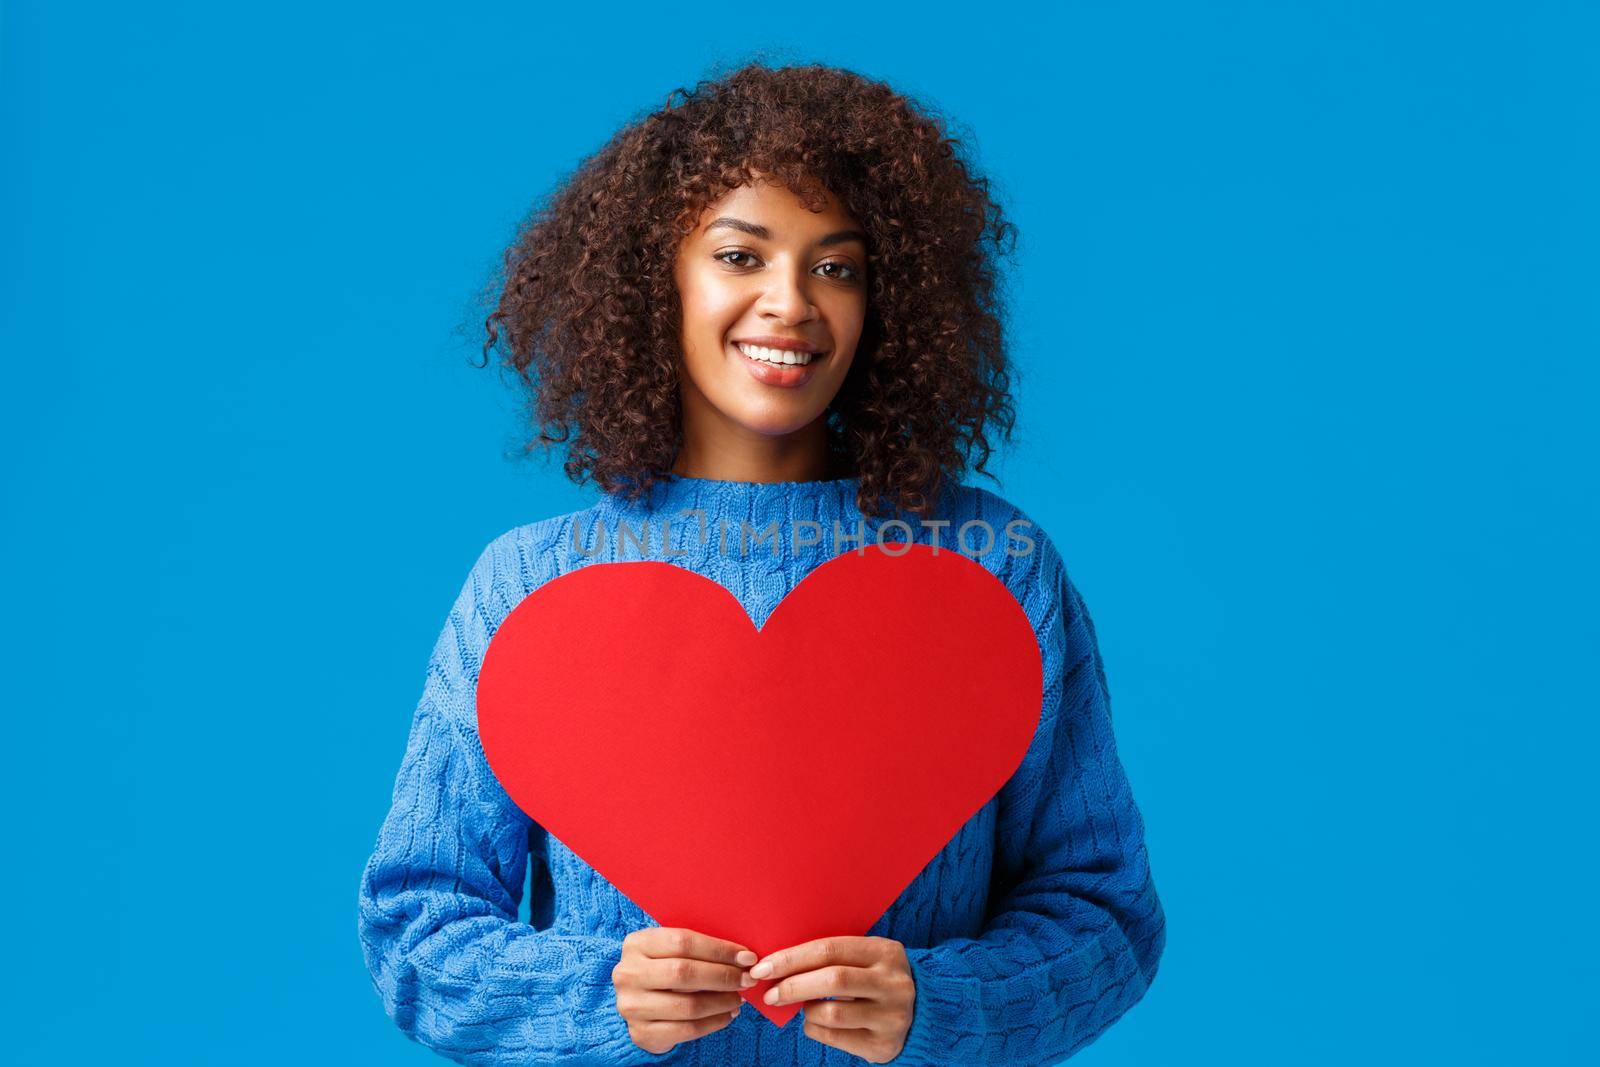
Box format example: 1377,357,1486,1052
764,987,780,1005
750,961,773,979
736,950,757,967
741,973,755,987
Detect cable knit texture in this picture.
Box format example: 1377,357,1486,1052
357,474,1165,1065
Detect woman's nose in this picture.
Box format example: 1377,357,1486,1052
757,267,816,322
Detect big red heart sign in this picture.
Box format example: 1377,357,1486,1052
476,541,1043,1028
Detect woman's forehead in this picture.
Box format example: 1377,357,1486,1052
691,179,861,241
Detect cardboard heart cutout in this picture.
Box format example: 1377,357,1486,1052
477,542,1043,1027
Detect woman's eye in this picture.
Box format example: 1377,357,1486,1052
714,251,858,282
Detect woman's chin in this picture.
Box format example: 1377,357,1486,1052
710,396,826,439
732,414,822,439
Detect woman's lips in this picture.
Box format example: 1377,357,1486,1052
730,340,827,388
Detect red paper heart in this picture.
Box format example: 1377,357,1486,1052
477,542,1043,1027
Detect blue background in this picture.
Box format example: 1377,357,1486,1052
3,2,1594,1063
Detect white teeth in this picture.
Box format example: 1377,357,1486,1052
736,342,817,366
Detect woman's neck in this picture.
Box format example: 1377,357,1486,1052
670,421,846,484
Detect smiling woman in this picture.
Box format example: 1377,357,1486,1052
469,61,1023,520
671,178,869,481
358,59,1165,1067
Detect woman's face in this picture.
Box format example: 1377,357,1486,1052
672,176,868,450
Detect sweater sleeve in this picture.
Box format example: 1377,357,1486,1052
356,544,663,1066
890,551,1167,1067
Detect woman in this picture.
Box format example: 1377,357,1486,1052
357,61,1165,1065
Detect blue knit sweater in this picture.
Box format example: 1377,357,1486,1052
357,474,1165,1065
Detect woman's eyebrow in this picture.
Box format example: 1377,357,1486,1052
705,216,867,248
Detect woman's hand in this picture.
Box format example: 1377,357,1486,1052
612,926,757,1055
751,935,916,1063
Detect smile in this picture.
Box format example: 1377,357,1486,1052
734,341,825,366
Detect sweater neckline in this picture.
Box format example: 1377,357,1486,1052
611,470,859,500
593,471,867,531
654,471,859,493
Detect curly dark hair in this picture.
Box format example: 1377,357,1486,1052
473,60,1020,519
